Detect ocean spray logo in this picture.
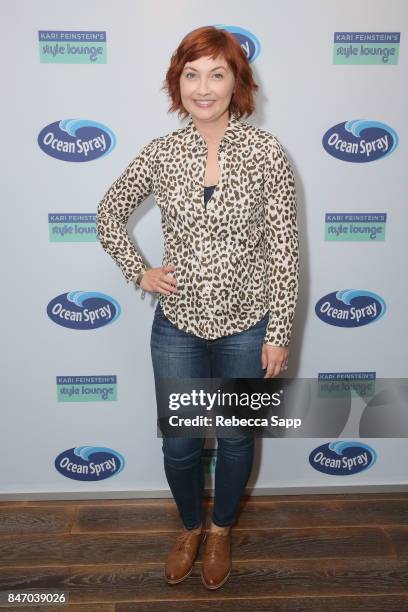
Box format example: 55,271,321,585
322,120,398,163
315,290,386,327
49,213,97,242
57,375,117,402
333,32,400,65
325,213,387,241
55,446,124,481
214,25,260,62
39,30,107,63
309,441,377,475
47,291,121,330
38,119,116,162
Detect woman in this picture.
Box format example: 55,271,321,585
96,25,299,590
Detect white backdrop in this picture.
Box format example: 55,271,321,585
2,0,407,498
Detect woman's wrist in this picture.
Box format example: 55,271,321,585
133,268,148,286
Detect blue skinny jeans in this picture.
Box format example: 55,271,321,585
150,301,268,530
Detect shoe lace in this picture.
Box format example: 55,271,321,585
205,532,228,560
174,530,197,552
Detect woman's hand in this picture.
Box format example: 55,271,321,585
261,344,289,378
138,264,178,295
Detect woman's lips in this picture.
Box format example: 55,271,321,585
194,100,215,107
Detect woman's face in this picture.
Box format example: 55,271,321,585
179,54,235,122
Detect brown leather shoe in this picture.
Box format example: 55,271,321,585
164,525,206,585
201,528,232,589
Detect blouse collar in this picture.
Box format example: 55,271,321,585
183,111,247,150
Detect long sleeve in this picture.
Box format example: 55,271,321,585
96,137,159,283
263,137,299,346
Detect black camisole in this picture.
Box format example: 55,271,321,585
204,184,216,207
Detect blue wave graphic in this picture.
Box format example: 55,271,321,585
74,445,125,475
345,119,398,157
66,290,121,324
59,118,116,155
328,440,377,468
336,289,386,321
214,24,261,62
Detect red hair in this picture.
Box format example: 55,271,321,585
162,26,258,120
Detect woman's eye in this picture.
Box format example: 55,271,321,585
184,72,223,79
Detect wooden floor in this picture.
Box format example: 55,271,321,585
0,492,408,611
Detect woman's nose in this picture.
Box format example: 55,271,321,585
195,81,212,94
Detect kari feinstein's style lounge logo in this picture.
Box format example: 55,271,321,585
38,30,107,63
333,32,400,65
47,291,121,330
315,289,386,328
318,372,376,399
55,446,124,481
325,213,387,241
322,120,398,163
38,119,116,162
309,441,377,476
214,25,260,62
56,375,117,402
49,213,97,242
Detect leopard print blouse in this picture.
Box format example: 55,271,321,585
96,112,299,346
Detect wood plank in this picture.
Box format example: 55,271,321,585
0,495,406,608
1,596,408,612
1,492,407,508
383,525,408,558
0,607,114,612
0,508,75,536
72,498,408,533
231,526,393,559
117,594,408,612
1,499,406,537
0,606,114,612
0,527,393,567
0,558,407,602
237,498,408,528
73,503,181,533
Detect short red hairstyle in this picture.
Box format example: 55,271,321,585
162,25,258,120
